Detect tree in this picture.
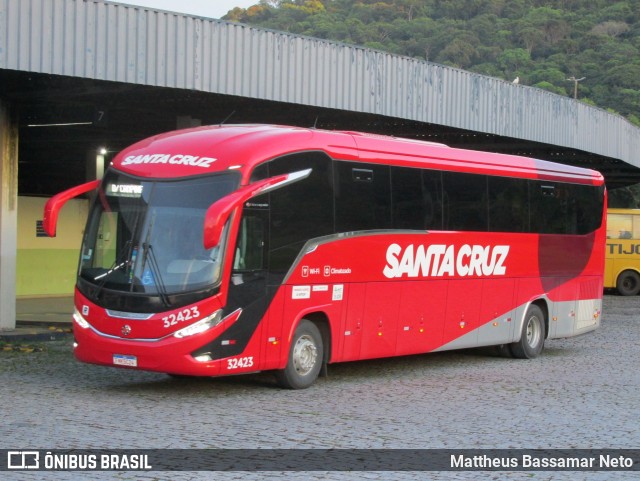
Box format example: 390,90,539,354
518,26,545,54
532,81,566,95
437,34,479,68
590,21,630,38
498,48,531,72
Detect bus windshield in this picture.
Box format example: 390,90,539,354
78,171,239,308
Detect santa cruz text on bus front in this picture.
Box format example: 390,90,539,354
121,153,217,168
383,243,510,279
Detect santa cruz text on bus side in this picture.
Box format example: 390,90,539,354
383,243,510,279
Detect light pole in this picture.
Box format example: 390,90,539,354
566,76,586,99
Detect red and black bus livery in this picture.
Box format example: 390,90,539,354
44,125,606,388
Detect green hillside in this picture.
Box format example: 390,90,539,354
224,0,640,125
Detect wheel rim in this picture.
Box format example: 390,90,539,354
526,315,542,348
292,334,318,376
623,276,637,291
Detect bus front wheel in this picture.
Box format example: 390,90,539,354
510,304,545,359
275,319,323,389
616,270,640,296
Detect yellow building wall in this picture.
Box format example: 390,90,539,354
17,196,89,297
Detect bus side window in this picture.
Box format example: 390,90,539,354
488,176,528,233
391,167,424,229
530,182,567,234
633,215,640,239
335,161,391,232
266,152,334,276
442,171,488,231
573,184,604,234
607,214,633,239
233,215,265,271
391,167,443,230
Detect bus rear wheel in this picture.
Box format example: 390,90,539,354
510,304,545,359
616,270,640,296
275,319,323,389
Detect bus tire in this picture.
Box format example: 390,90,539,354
616,270,640,296
510,304,545,359
275,319,323,389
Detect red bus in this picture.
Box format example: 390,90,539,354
44,125,606,389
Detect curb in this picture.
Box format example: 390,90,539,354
0,326,73,343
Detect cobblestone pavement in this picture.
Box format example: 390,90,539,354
1,295,638,481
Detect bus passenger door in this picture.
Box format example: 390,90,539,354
224,207,270,364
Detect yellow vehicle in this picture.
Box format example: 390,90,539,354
605,208,640,295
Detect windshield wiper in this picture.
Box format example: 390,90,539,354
93,260,128,281
91,239,132,301
140,242,170,308
91,206,142,301
137,207,169,307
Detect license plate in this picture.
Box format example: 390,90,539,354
113,354,137,367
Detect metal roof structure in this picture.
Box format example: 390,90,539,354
1,0,640,187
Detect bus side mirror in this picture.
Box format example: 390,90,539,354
203,168,311,249
43,180,100,237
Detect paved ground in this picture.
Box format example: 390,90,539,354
0,296,73,342
15,296,74,324
1,295,638,480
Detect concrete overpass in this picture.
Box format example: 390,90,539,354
2,0,640,329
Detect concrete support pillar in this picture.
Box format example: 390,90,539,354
0,101,18,330
86,148,105,182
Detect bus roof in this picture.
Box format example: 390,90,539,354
111,124,604,186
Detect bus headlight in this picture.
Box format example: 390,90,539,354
174,310,223,338
73,309,90,329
